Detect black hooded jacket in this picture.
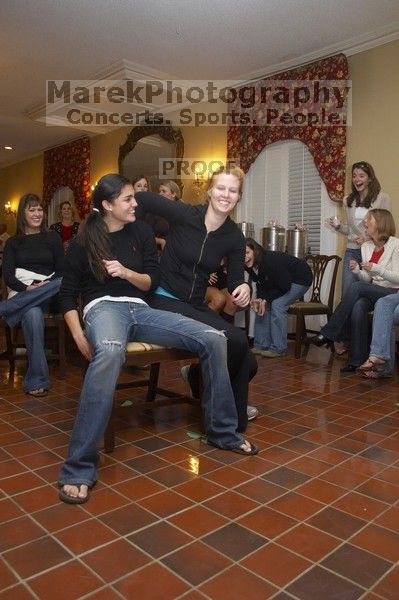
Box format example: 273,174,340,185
135,192,246,305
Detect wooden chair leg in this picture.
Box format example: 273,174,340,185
147,363,160,401
294,315,305,358
5,325,16,373
58,322,66,379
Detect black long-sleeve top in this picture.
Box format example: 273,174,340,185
247,250,313,302
60,221,160,314
3,231,65,293
135,192,246,305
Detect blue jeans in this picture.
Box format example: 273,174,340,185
59,301,245,487
254,283,310,354
21,307,49,393
368,293,399,375
322,281,395,345
342,248,362,297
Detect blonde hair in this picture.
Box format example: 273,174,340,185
206,165,245,198
162,180,181,200
366,208,396,242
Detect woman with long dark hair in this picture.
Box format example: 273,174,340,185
135,166,259,431
329,161,390,296
1,194,64,396
58,173,258,504
245,238,313,357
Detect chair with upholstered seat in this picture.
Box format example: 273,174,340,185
288,254,341,358
104,342,198,452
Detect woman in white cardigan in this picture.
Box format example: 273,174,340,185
329,161,390,296
311,209,399,371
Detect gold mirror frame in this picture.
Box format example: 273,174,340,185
118,125,185,192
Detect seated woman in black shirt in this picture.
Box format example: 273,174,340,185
1,194,64,396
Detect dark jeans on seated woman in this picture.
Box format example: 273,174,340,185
149,294,258,432
321,281,396,366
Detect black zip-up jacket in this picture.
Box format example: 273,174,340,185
246,250,313,303
135,192,246,305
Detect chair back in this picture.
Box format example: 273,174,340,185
305,254,341,311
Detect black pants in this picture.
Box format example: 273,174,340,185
149,295,258,432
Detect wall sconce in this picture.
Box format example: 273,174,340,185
5,202,16,217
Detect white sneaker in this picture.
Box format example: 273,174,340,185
247,405,259,420
251,347,263,356
261,350,284,358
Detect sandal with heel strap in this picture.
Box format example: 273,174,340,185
357,357,386,373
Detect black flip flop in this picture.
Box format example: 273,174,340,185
208,440,259,455
231,441,259,455
59,484,91,505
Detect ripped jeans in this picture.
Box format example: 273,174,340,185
59,300,244,486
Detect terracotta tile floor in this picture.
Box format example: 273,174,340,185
0,344,398,600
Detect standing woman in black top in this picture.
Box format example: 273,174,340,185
135,166,258,431
1,194,64,396
245,239,313,357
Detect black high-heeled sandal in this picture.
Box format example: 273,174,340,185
309,333,332,347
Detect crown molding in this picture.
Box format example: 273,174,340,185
234,21,399,82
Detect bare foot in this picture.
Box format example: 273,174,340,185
59,484,90,504
240,440,253,453
234,440,259,455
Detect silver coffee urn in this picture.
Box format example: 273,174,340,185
236,222,255,239
261,223,286,252
286,226,308,258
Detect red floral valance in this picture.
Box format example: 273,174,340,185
227,54,348,202
43,137,91,218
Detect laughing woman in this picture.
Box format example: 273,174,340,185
135,166,258,432
244,238,313,357
58,174,258,505
311,209,399,371
329,161,390,296
1,194,64,396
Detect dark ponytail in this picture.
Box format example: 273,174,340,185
79,173,131,282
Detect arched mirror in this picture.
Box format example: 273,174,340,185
119,125,184,193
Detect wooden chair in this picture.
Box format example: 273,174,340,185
288,254,341,358
104,342,198,452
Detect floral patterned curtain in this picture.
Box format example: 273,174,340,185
227,54,348,202
43,137,91,218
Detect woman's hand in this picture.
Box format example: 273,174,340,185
103,259,127,279
231,283,251,308
329,216,341,230
74,331,92,361
360,261,373,273
26,280,50,291
208,272,218,285
251,298,266,316
349,259,359,271
156,237,166,251
354,235,365,245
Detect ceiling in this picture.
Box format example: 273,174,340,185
1,0,399,169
